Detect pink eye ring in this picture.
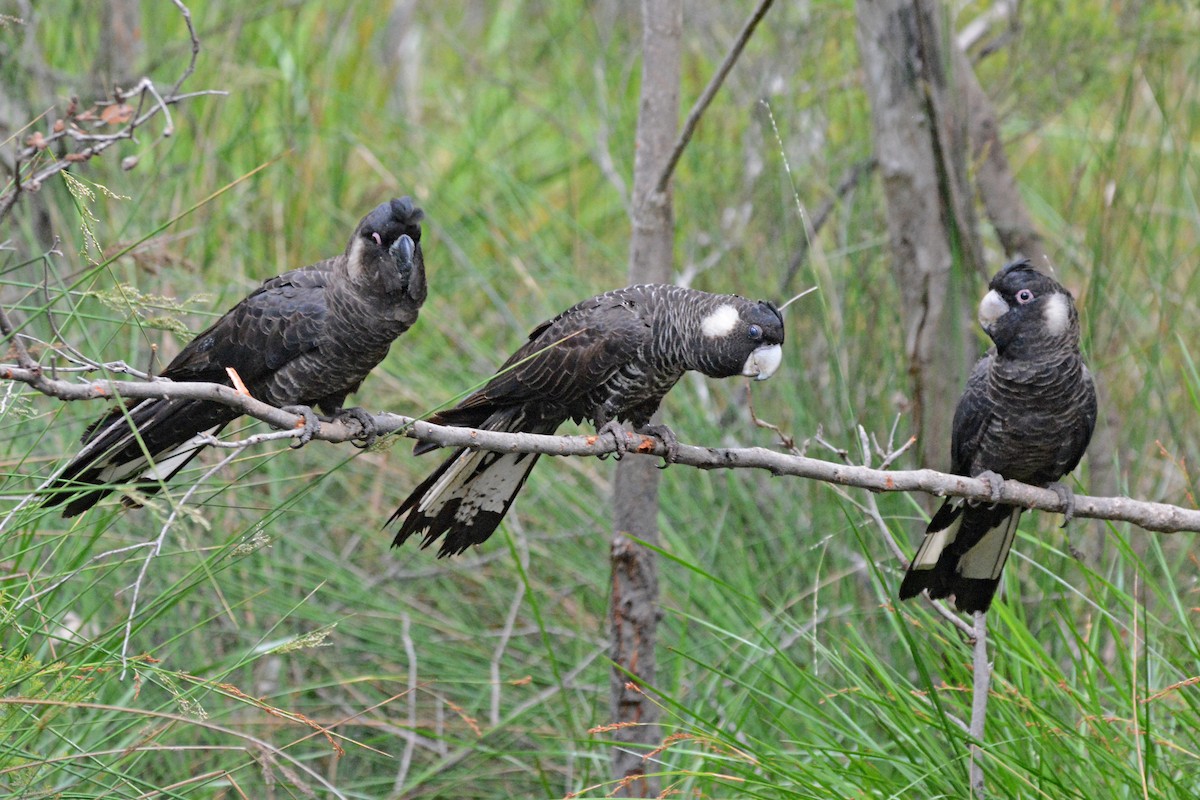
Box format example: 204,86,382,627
1016,288,1035,304
371,232,382,246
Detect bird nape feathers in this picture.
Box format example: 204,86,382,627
42,196,428,516
387,283,786,557
898,259,1097,613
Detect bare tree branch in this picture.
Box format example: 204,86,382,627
0,1,225,225
652,0,778,196
968,610,991,799
780,157,877,293
4,365,1198,534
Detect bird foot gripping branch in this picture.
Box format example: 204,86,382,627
1050,481,1077,527
281,406,321,448
597,420,677,463
332,407,379,449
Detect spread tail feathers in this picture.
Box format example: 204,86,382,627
898,500,1023,614
388,448,542,557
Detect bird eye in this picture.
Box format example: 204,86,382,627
747,324,763,341
1016,288,1035,304
371,232,382,247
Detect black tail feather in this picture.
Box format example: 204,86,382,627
899,501,1022,614
389,446,543,557
42,398,236,516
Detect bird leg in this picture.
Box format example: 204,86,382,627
633,422,679,466
1049,481,1077,527
280,405,321,448
597,420,630,460
332,406,378,448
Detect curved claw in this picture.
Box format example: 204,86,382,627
597,420,629,460
281,405,320,448
335,406,378,448
1049,481,1076,527
635,423,679,467
976,470,1005,504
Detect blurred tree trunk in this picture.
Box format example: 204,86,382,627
855,0,982,472
955,41,1046,266
384,0,422,123
608,0,680,795
95,0,143,93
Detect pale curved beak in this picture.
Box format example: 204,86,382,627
742,343,783,381
978,290,1008,330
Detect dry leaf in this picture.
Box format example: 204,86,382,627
100,103,133,125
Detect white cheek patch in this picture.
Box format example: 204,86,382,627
1042,293,1071,337
345,237,367,280
978,290,1008,329
700,304,740,338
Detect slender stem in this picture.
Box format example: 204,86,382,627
968,610,991,797
652,0,778,196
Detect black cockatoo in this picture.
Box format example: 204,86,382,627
899,259,1097,613
389,284,785,557
44,197,427,516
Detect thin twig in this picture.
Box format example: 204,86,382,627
15,541,158,611
652,0,778,196
140,78,175,138
34,242,117,375
746,380,798,451
0,303,36,369
780,157,877,292
119,445,246,676
810,423,974,637
878,435,917,471
168,0,201,96
968,610,991,798
392,613,418,793
0,1,222,225
490,569,526,727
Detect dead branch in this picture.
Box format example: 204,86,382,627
780,157,877,293
4,365,1198,534
653,0,778,196
968,610,991,799
0,1,225,225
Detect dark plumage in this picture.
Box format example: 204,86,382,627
898,259,1097,613
388,284,785,557
43,197,427,516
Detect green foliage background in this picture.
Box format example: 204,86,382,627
1,1,1198,797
